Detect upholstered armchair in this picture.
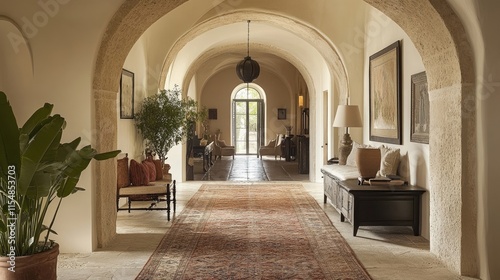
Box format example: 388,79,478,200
258,134,283,160
213,135,235,159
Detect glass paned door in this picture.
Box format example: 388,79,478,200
233,100,263,155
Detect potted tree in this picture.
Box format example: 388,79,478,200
0,92,120,279
134,86,203,175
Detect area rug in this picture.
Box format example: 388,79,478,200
136,184,371,279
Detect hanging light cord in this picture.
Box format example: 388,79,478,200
246,20,251,91
247,20,250,57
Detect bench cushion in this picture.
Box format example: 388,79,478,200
119,185,167,196
320,164,360,181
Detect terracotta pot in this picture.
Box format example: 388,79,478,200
163,163,171,174
356,147,381,179
0,243,59,280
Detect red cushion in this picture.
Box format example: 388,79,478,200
116,156,130,189
130,159,149,186
153,160,163,180
142,160,156,182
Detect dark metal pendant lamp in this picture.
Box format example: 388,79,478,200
236,20,260,83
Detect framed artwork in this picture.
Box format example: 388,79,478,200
208,108,217,120
369,41,402,144
278,108,286,120
120,69,134,119
410,71,429,144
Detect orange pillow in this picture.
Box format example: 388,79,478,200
142,160,156,182
130,159,149,186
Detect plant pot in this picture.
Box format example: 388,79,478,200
0,243,59,280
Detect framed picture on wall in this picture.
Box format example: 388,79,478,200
120,69,134,119
278,108,286,120
410,71,429,144
369,41,402,144
208,108,217,120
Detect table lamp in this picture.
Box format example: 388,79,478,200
332,105,363,165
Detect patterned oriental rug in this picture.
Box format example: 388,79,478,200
136,184,371,280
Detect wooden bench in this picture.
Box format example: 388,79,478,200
116,154,176,221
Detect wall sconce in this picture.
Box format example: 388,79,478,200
298,95,304,107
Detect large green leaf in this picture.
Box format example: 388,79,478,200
20,102,53,136
57,146,95,197
40,128,63,163
18,115,65,196
0,92,21,176
56,138,81,162
94,150,121,161
25,172,52,199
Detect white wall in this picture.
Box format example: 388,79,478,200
118,38,149,161
363,8,430,239
0,0,123,253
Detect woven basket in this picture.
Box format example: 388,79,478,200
356,147,381,179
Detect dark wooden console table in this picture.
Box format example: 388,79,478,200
322,171,425,236
193,141,214,172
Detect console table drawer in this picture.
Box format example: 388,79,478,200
341,188,353,222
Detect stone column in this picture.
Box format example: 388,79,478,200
93,89,118,248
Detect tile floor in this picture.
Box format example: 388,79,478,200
58,156,475,280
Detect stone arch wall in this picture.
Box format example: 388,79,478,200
362,0,477,276
92,0,477,276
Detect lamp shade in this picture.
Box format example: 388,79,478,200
298,95,304,107
332,105,362,128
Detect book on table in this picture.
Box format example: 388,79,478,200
369,175,405,186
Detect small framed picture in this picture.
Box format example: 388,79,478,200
208,108,217,120
410,71,429,144
120,69,134,119
278,108,286,120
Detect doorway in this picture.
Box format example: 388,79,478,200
232,87,264,155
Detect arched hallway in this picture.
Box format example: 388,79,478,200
2,0,498,278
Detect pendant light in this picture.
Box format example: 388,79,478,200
236,20,260,83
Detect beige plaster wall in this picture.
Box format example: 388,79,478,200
118,38,149,161
449,0,500,278
200,66,297,145
0,0,123,253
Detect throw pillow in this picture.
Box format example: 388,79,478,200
130,159,149,186
153,160,164,180
142,160,157,182
116,156,130,188
377,145,400,177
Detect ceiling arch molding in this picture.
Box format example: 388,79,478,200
160,9,349,100
179,43,314,103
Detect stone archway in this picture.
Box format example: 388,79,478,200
92,0,477,276
362,0,476,276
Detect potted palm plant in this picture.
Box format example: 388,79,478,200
0,91,120,279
